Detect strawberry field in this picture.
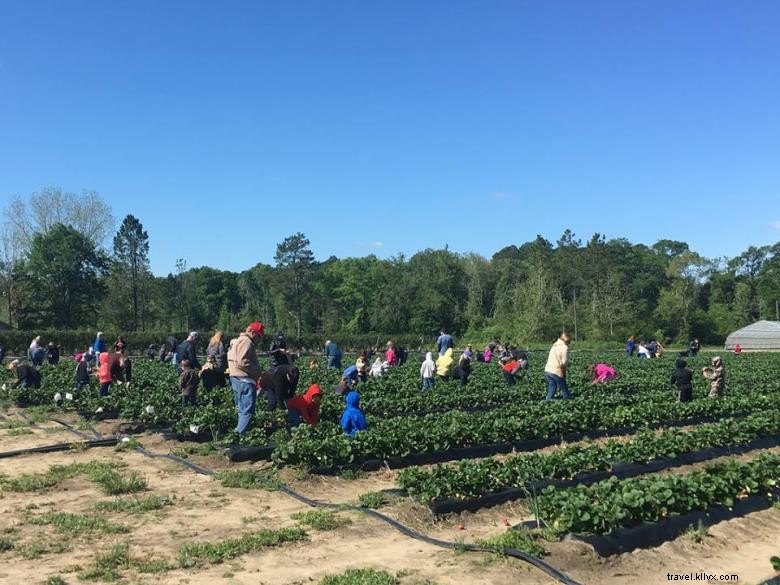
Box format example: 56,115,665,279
1,350,779,584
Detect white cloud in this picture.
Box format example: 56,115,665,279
492,191,506,199
772,220,780,230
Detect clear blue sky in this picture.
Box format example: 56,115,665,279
1,0,779,275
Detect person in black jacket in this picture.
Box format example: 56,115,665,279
176,332,200,372
268,364,300,410
670,358,694,402
9,360,42,389
179,359,199,407
47,342,60,365
269,332,289,371
453,354,472,386
75,353,91,391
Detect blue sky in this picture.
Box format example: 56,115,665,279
1,0,779,275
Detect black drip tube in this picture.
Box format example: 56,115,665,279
0,412,584,585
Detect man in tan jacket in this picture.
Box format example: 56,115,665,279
227,321,265,434
544,332,571,400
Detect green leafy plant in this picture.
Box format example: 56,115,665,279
292,510,352,531
177,527,307,566
320,568,398,585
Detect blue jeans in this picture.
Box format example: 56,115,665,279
100,382,111,397
30,349,45,366
76,381,88,391
181,394,197,407
422,377,434,390
544,373,570,400
231,376,257,434
288,408,302,429
327,356,341,370
503,372,516,386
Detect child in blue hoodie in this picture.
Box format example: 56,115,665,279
340,391,368,437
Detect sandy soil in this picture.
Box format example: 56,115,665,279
0,419,777,585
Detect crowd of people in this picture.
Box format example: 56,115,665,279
1,325,734,440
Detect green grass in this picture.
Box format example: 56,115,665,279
17,540,70,560
216,468,280,490
357,491,386,509
28,512,129,534
684,520,710,543
113,437,140,452
477,527,547,557
95,494,174,514
134,557,173,573
0,461,146,495
0,535,15,552
43,577,68,585
320,568,398,585
0,418,27,430
292,510,352,531
78,543,131,581
171,442,218,458
177,527,307,567
87,466,147,495
7,427,34,436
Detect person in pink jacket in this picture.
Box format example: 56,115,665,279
587,363,617,384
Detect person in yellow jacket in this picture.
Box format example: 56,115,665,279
436,347,454,381
544,332,571,400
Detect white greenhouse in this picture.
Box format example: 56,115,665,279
724,320,780,351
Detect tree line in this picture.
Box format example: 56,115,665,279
1,187,779,346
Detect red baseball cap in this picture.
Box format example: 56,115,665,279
248,321,265,335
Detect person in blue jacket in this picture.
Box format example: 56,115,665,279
340,391,368,437
342,364,358,385
325,340,342,369
93,331,107,364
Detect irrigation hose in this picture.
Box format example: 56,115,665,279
131,444,583,585
48,417,97,441
0,414,583,585
0,438,119,459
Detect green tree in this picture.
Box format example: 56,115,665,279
17,224,106,328
110,214,151,330
274,233,315,337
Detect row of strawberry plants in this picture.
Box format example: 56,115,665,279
3,353,780,442
396,411,780,502
0,359,676,438
535,451,780,536
270,391,780,468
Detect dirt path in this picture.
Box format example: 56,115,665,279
0,427,778,585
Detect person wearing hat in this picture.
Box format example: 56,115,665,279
8,359,42,389
670,358,694,402
176,332,200,373
227,322,265,435
702,356,726,398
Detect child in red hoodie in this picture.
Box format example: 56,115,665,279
287,384,322,428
